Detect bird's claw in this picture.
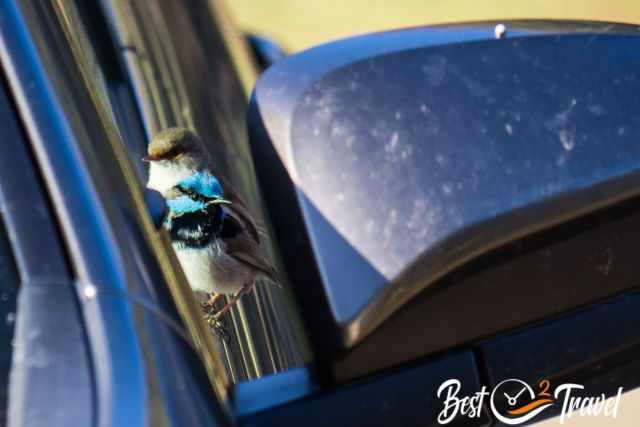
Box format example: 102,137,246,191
201,295,230,343
204,311,231,343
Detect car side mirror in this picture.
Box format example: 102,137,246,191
247,21,640,383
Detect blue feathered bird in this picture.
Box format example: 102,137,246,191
144,127,278,323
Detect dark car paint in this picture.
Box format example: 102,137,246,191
0,74,90,427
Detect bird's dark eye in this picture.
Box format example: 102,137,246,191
164,146,184,159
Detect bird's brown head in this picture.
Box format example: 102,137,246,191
143,127,207,163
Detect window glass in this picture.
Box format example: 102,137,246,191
50,0,309,383
52,0,149,184
46,0,232,400
103,0,310,381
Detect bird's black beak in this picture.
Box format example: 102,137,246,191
142,154,161,162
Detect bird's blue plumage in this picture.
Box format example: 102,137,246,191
145,127,278,300
164,171,226,249
166,195,207,214
177,171,223,199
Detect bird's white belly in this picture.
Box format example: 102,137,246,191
174,244,254,295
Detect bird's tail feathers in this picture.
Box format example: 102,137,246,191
260,266,283,289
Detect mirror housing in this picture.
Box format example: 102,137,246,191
248,21,640,381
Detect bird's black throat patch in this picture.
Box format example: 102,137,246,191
165,203,224,249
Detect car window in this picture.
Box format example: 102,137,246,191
52,0,149,184
102,0,310,381
46,0,309,384
70,0,310,381
22,0,233,405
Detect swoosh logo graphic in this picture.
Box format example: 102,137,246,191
508,398,555,415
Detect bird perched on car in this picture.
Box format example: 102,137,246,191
143,127,278,325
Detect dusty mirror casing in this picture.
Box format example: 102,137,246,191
248,21,640,382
